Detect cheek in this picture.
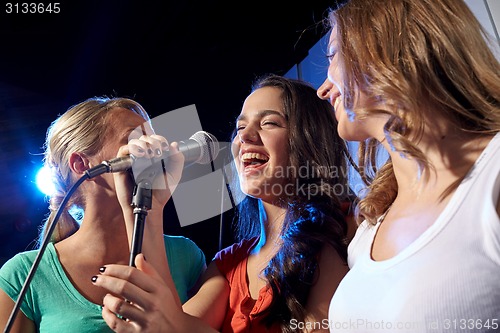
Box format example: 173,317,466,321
272,145,290,180
328,59,343,86
274,139,289,163
230,139,244,177
231,139,240,158
335,105,357,140
231,139,240,163
337,112,371,142
335,102,355,124
345,107,357,122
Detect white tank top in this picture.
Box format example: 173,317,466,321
328,133,500,333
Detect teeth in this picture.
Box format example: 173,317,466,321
334,96,342,110
241,152,268,162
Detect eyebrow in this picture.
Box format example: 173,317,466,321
236,109,286,122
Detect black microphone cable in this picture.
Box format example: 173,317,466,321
3,173,89,333
4,132,221,331
218,151,237,251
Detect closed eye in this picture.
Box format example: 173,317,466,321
262,121,279,126
326,52,336,62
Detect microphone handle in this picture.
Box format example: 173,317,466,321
178,139,202,166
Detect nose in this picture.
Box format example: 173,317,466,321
317,78,333,100
238,126,258,143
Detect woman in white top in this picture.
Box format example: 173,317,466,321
316,0,500,331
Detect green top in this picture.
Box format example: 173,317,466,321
0,235,205,332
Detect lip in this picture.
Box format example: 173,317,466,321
239,147,269,173
239,147,269,159
334,97,342,111
330,92,341,107
331,93,342,121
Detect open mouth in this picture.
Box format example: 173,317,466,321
241,152,269,168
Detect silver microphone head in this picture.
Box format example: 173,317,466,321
190,131,220,164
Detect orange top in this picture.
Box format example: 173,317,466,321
214,237,281,333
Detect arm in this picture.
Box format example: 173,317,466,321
113,137,184,306
0,290,36,333
187,261,207,300
182,261,230,329
303,245,349,333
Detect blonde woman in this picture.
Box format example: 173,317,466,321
0,97,206,332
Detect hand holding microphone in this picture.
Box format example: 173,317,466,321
86,131,220,179
104,131,220,268
85,130,219,212
127,134,185,196
116,134,185,213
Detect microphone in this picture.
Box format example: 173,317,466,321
85,131,220,179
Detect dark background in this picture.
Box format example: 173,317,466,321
0,0,337,264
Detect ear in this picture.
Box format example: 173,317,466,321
68,152,91,175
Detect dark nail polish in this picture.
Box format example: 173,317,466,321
147,148,153,155
155,148,162,156
161,142,168,148
91,275,98,283
99,266,106,273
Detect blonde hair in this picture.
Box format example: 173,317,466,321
328,0,500,224
38,97,149,246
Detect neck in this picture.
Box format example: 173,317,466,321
381,123,492,198
60,198,131,260
255,200,286,252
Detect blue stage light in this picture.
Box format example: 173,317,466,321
35,165,55,196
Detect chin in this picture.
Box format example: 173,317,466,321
240,187,263,200
338,124,369,142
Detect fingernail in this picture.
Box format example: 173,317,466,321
91,276,98,283
161,142,169,151
155,148,162,156
147,148,153,155
99,266,106,273
135,146,145,153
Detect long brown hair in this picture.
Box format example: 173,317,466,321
232,74,353,331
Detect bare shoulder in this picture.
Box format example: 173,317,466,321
199,260,225,284
309,244,349,305
182,261,229,330
496,195,500,220
302,245,349,332
317,244,349,286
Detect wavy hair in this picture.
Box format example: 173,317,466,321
37,97,150,247
327,0,500,224
231,74,353,332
